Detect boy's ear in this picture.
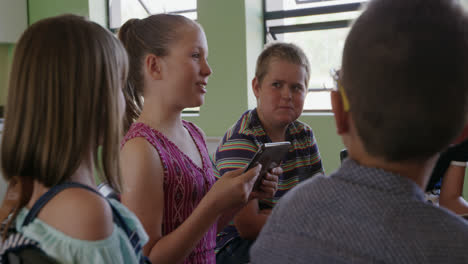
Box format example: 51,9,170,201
144,54,163,80
331,90,350,134
252,77,261,98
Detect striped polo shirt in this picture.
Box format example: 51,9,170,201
213,109,324,248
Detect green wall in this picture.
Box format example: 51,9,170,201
28,0,90,24
299,114,343,173
0,45,13,106
28,0,106,27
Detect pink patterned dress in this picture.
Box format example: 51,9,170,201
122,121,217,264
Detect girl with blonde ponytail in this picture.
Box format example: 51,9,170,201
118,14,281,264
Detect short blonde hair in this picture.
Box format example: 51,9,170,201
1,15,128,210
255,42,310,87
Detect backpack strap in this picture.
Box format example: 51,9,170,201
20,182,149,263
22,182,99,226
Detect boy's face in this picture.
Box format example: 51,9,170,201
253,59,307,128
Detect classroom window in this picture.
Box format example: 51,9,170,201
264,0,368,112
109,0,197,29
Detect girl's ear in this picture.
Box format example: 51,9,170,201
331,90,350,135
252,77,261,99
144,54,163,80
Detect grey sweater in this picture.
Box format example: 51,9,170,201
251,159,468,264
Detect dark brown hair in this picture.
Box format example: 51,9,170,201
118,14,199,132
342,0,468,161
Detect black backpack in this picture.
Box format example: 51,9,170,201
0,182,151,264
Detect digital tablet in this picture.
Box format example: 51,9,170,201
244,141,291,190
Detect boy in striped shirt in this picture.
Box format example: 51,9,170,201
212,42,324,264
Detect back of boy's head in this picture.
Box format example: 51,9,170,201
255,42,310,87
2,15,127,192
118,14,200,132
342,0,468,162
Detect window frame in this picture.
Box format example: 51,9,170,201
263,0,366,112
107,0,197,30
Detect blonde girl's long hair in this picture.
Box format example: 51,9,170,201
0,14,128,238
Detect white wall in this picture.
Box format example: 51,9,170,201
206,137,222,156
0,0,28,43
